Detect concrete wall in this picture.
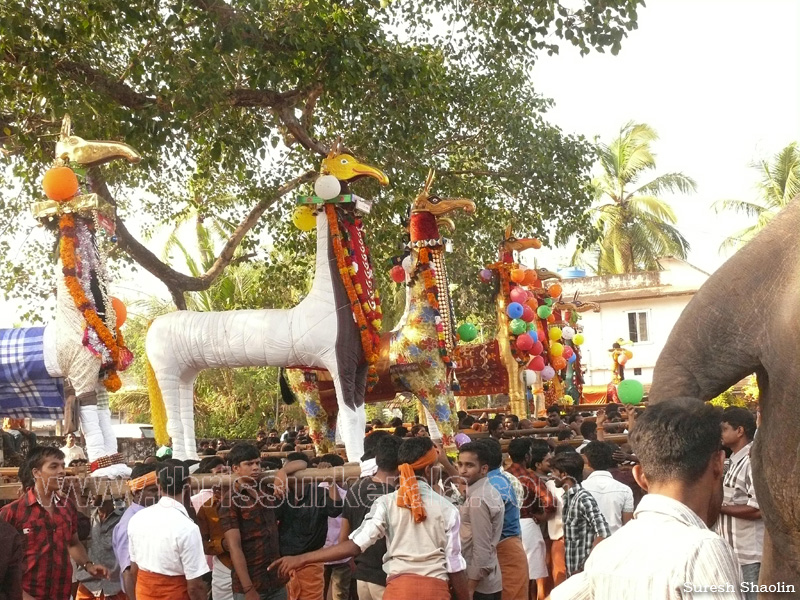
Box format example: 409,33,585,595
569,294,694,386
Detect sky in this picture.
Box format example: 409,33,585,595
524,0,800,274
1,0,798,326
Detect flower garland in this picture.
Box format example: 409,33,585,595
416,248,453,367
326,205,381,390
59,214,129,392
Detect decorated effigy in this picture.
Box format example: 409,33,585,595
282,171,475,451
146,143,388,462
454,226,598,417
0,116,138,476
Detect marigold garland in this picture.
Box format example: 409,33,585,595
59,214,128,392
326,205,381,389
416,248,453,366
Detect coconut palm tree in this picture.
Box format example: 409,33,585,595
573,122,696,274
715,142,800,252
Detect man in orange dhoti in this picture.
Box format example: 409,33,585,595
268,437,470,600
128,464,209,600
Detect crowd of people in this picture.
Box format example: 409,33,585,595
0,400,764,600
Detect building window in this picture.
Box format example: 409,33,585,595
633,367,642,376
627,311,650,343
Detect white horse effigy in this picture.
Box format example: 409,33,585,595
146,147,388,461
0,115,139,476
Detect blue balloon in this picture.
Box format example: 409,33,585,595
568,353,577,363
507,302,524,320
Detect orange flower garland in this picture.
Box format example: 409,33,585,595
326,205,381,389
416,248,452,366
59,214,128,392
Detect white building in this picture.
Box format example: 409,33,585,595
560,257,709,387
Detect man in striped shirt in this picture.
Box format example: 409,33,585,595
549,451,610,576
716,407,763,600
550,399,745,600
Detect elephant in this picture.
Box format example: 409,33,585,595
649,197,800,598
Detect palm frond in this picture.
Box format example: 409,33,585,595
630,172,697,197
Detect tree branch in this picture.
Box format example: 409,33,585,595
85,166,316,306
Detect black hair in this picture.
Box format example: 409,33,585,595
629,399,723,484
456,410,467,421
461,415,476,428
389,417,403,428
286,452,312,466
394,426,409,438
506,414,520,424
567,414,583,424
547,405,561,414
375,435,403,471
196,456,225,473
362,430,391,460
158,463,189,496
508,437,532,463
557,429,574,441
261,458,283,471
410,425,427,437
529,439,552,468
458,441,492,466
476,438,503,470
227,442,260,467
553,444,577,455
550,451,585,482
320,453,345,467
581,441,616,471
580,421,597,440
721,406,757,441
487,418,503,434
372,418,384,427
130,463,159,480
20,446,65,490
201,448,218,456
397,436,434,473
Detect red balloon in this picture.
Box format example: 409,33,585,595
562,346,574,360
528,355,546,371
390,265,406,283
510,287,528,304
521,304,535,322
516,333,534,351
531,341,544,355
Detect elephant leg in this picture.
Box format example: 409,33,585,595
179,377,199,461
78,392,104,462
96,387,131,477
332,365,366,463
286,370,335,456
157,371,185,459
411,366,456,444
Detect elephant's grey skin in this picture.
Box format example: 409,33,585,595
650,197,800,599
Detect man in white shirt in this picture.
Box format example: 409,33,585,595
128,463,209,600
59,432,86,466
580,441,633,534
551,399,745,600
716,407,763,600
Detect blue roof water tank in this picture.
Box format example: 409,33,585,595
558,266,586,279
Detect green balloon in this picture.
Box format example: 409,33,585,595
527,321,538,332
457,322,478,342
618,379,644,405
510,318,526,335
536,305,552,319
544,297,554,306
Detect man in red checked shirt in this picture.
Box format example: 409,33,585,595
1,446,110,600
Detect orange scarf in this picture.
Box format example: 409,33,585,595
396,446,439,523
128,471,157,492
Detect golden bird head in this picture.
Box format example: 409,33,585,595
55,114,141,167
320,140,388,186
411,169,475,218
501,224,543,253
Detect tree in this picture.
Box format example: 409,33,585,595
1,0,644,321
715,142,800,251
573,122,696,274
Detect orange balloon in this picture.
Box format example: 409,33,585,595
523,269,539,286
525,298,539,311
552,356,567,370
42,166,80,202
548,283,563,298
547,314,556,323
510,268,526,283
111,297,127,328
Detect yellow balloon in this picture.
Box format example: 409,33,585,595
573,333,585,345
624,349,633,359
292,205,316,231
550,342,564,357
548,327,562,341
